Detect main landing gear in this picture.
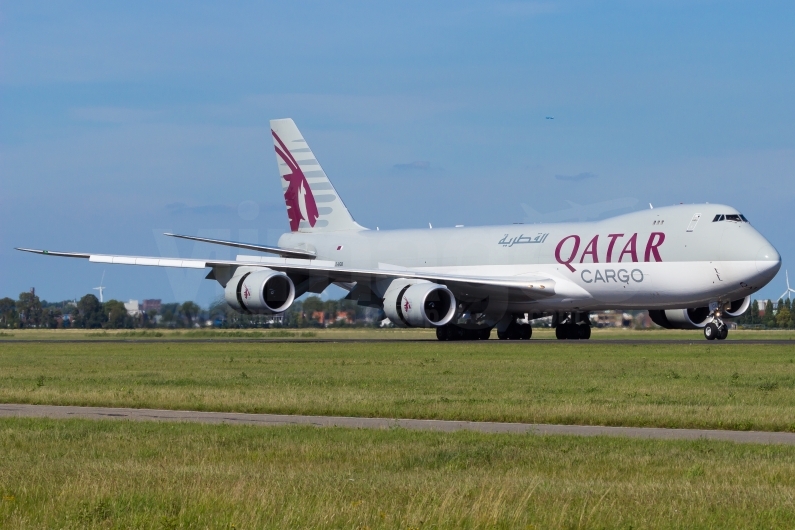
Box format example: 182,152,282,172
497,319,532,340
554,312,592,340
436,325,491,341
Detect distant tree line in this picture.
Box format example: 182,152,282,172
3,289,792,330
733,299,795,329
0,289,383,329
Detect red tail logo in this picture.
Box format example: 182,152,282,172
272,130,319,231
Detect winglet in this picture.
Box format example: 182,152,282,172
16,248,91,259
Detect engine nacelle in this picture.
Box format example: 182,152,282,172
383,280,456,328
648,307,711,329
224,268,295,314
723,296,751,318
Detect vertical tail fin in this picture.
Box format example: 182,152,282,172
270,118,364,232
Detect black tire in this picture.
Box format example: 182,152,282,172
718,324,729,340
704,322,719,340
555,324,568,340
479,328,492,340
464,329,480,341
519,324,532,340
577,324,591,340
436,326,448,341
566,324,580,340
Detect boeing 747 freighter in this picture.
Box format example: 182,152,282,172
18,119,781,340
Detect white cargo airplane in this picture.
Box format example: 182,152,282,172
17,119,781,341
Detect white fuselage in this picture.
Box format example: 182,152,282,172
280,204,780,312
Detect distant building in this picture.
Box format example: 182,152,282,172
142,299,161,313
335,310,354,324
757,300,777,317
124,300,142,317
592,310,633,328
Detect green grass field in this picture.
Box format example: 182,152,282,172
2,417,795,528
3,339,795,431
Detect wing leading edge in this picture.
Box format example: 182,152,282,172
14,247,588,301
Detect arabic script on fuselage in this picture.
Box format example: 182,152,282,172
498,233,549,247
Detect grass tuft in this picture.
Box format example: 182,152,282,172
2,418,795,527
2,341,795,431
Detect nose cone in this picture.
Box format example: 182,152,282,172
756,240,781,278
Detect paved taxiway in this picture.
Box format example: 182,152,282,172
2,339,793,345
3,403,795,445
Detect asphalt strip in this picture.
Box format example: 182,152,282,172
1,339,793,345
2,404,795,445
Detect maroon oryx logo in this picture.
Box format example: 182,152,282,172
403,297,411,312
272,130,319,231
243,285,251,300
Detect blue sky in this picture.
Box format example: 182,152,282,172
2,1,794,306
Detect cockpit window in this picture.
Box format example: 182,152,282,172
712,213,748,223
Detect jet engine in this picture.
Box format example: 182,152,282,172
224,268,295,314
383,280,456,328
723,296,751,318
648,307,711,329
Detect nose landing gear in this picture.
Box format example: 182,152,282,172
704,304,729,340
704,319,729,340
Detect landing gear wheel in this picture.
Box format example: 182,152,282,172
436,326,449,341
499,320,530,340
704,322,719,340
479,328,492,340
555,324,569,340
718,323,729,340
577,324,591,340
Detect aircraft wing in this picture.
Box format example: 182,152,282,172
15,247,589,301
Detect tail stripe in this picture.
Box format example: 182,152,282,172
269,118,365,233
272,130,320,231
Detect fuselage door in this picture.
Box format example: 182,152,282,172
686,213,701,232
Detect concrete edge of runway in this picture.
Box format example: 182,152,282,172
2,403,795,445
1,338,793,344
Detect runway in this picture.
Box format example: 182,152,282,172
3,403,795,445
1,339,793,345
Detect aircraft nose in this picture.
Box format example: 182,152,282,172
755,240,781,276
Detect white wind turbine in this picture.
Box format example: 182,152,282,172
93,271,106,303
780,270,795,302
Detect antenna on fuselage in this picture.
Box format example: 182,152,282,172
649,203,654,209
